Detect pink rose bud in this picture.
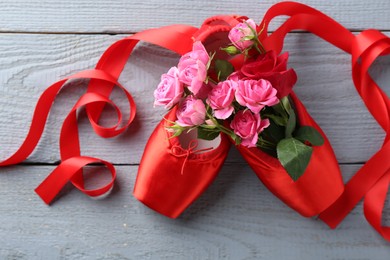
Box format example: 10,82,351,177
228,19,257,51
154,67,184,109
235,79,279,113
227,71,242,81
230,110,270,148
178,41,210,96
207,80,236,119
176,96,206,127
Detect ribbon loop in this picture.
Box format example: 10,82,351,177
320,28,390,241
0,25,198,202
257,1,390,241
35,156,116,204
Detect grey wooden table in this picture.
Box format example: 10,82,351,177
0,0,389,259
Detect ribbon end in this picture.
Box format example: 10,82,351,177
35,185,55,205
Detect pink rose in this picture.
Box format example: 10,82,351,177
227,71,241,81
235,79,279,113
207,80,236,119
228,19,257,51
230,110,270,148
178,41,210,96
154,67,184,109
176,96,206,127
238,50,297,98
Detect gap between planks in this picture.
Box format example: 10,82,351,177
0,30,389,36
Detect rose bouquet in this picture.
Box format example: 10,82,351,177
154,19,323,181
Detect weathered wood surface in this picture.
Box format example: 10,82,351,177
0,0,389,33
0,0,389,258
0,164,389,259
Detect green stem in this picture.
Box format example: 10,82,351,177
257,142,275,150
246,21,266,55
253,43,263,55
258,137,276,147
205,108,237,139
254,38,266,54
209,115,233,136
207,76,218,85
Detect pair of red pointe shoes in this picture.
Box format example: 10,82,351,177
133,15,344,219
133,95,344,218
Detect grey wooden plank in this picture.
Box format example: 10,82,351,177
0,0,389,33
0,33,389,164
0,164,388,259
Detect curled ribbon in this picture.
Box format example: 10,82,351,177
258,1,390,241
320,29,390,240
0,26,198,202
0,69,136,203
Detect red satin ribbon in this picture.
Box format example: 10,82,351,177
321,30,390,240
0,25,198,203
259,1,390,241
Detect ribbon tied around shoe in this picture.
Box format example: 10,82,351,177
170,140,214,175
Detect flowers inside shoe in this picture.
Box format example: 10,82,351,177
136,17,344,218
235,92,344,217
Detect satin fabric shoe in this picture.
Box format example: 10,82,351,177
134,107,231,218
235,92,344,217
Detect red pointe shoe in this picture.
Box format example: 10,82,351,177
133,107,231,218
236,92,344,217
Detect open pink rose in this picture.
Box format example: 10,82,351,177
230,110,270,148
154,67,184,109
235,79,279,113
238,50,297,98
176,96,206,127
207,80,236,119
178,41,210,96
228,19,257,51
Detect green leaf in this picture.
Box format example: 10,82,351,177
295,126,324,146
214,59,234,81
277,138,313,181
264,114,287,126
284,108,296,138
270,102,289,121
261,121,285,144
281,96,292,114
197,127,220,141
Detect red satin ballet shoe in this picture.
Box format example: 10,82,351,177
235,92,344,217
133,106,231,218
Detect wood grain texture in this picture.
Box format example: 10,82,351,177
0,1,389,257
0,0,389,33
0,164,389,259
0,33,389,164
